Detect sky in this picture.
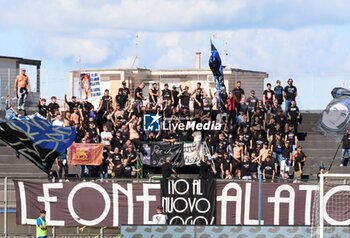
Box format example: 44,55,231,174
0,0,350,109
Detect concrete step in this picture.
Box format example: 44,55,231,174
329,166,350,174
0,156,37,164
0,172,46,177
0,163,44,173
302,148,341,157
298,141,339,148
0,146,18,154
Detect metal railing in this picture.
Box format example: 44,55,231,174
1,176,321,237
0,176,125,238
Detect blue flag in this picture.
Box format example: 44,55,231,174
209,41,228,112
0,114,76,173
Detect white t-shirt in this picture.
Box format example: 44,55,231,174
152,213,168,224
100,131,113,146
52,119,64,127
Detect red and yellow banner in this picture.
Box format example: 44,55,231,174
68,143,103,165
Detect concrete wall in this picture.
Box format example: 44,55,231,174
0,60,18,100
68,68,268,104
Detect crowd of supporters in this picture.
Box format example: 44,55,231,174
10,77,307,181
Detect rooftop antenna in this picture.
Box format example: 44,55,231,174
224,40,229,67
211,32,217,41
341,80,348,88
76,56,82,70
131,34,139,68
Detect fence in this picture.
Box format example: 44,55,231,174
2,176,350,238
0,177,124,238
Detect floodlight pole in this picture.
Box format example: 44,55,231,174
4,177,8,238
319,174,324,238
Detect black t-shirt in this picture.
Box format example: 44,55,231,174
172,90,179,106
221,158,232,172
284,85,297,100
180,92,190,107
162,162,173,178
262,158,276,177
297,151,307,168
127,151,137,166
101,96,112,110
113,137,124,150
282,147,292,159
263,90,275,103
294,156,302,172
87,127,98,140
194,88,204,101
150,88,158,103
163,132,177,141
66,101,81,113
242,133,252,147
215,147,225,158
275,114,287,127
288,106,299,120
246,96,258,110
162,89,172,101
232,87,245,102
118,87,130,98
134,87,143,100
200,160,211,179
342,134,350,149
178,131,192,141
112,153,123,166
48,102,60,116
241,161,251,177
83,101,94,111
38,105,49,118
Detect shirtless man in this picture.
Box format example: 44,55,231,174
126,115,140,140
14,68,30,110
259,143,270,162
232,140,244,179
70,107,82,126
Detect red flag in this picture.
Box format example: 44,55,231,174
68,143,103,165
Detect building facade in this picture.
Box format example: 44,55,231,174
68,67,268,106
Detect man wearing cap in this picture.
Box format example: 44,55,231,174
36,209,47,238
64,94,81,113
152,206,168,224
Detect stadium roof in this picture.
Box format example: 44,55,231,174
0,55,41,66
